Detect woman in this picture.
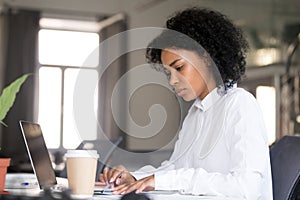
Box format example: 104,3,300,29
98,7,273,199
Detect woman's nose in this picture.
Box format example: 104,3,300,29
169,71,179,86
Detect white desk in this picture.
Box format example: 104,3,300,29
93,192,243,200
5,173,242,200
5,188,243,200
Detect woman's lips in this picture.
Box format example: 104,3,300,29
175,88,186,96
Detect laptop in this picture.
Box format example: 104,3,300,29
18,120,114,195
18,120,68,190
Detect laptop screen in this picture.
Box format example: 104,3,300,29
19,120,57,189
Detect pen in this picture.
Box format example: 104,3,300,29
20,181,38,187
21,182,30,186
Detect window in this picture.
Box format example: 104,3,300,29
38,18,99,149
256,86,276,145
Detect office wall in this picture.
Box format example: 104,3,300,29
0,14,6,93
0,0,7,95
0,10,8,141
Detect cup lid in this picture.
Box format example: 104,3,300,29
65,150,99,159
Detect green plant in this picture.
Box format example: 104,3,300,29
0,74,30,126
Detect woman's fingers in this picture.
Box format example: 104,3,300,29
112,175,154,195
94,181,107,186
112,182,137,195
108,166,125,183
98,165,137,189
98,173,106,183
102,167,110,183
99,165,127,185
113,181,144,194
114,171,136,186
135,175,154,193
107,165,125,184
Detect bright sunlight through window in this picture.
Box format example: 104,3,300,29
39,29,99,67
38,67,62,148
256,86,276,145
38,20,99,149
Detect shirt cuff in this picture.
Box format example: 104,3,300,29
155,170,179,190
131,165,157,180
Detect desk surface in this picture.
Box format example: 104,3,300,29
95,193,242,200
5,188,243,200
5,173,242,200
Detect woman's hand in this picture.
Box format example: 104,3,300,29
112,175,155,195
98,165,136,187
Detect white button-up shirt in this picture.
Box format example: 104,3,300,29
133,87,273,199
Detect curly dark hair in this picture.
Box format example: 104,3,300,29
146,7,249,90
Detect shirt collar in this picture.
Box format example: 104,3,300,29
193,87,223,111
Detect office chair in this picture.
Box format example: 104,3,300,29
270,135,300,200
59,136,123,181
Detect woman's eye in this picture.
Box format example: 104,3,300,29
176,65,184,72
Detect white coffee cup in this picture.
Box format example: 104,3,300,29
65,150,99,199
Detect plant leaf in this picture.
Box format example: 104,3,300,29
0,74,31,126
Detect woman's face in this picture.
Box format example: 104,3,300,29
161,48,216,101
